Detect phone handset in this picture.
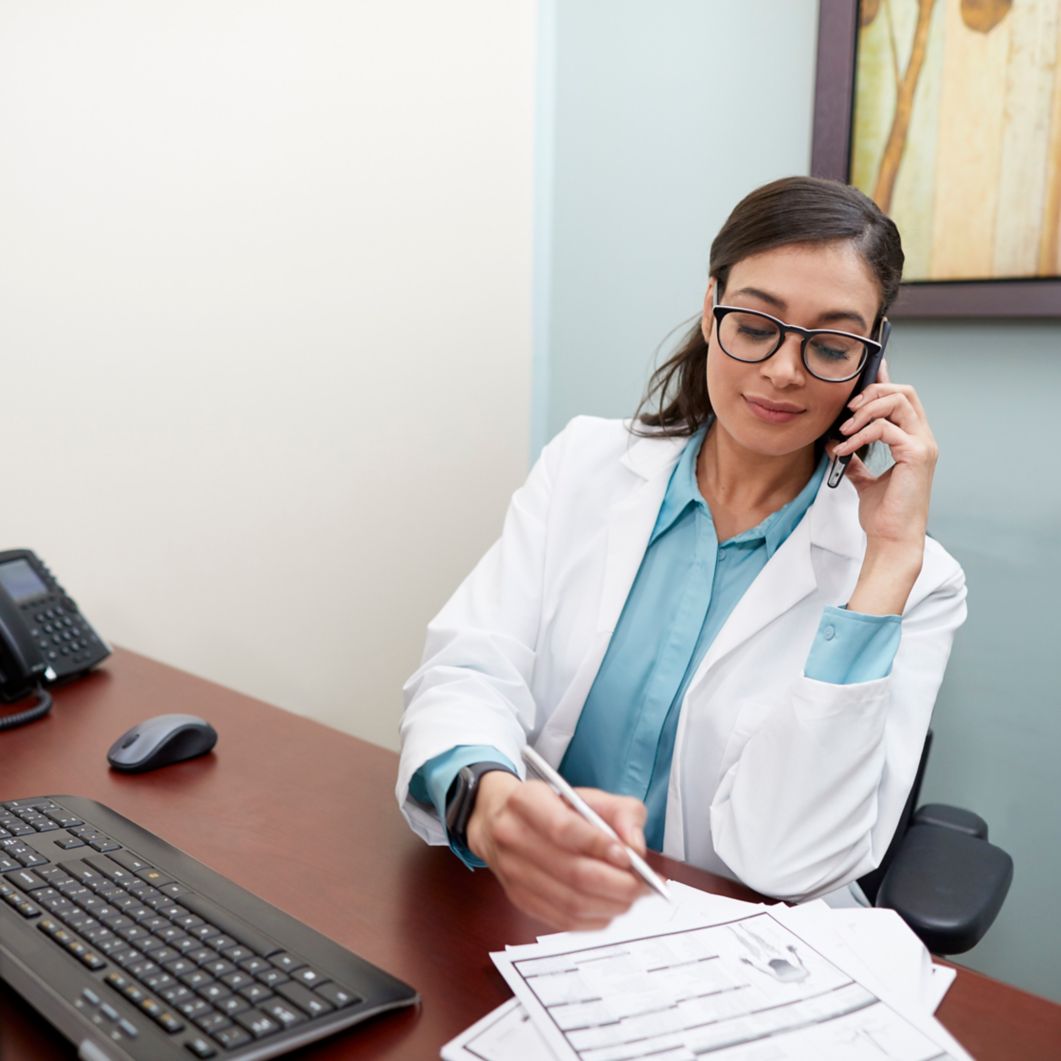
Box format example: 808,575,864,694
0,594,54,731
826,317,892,489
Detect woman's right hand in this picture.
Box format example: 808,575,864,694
466,772,649,931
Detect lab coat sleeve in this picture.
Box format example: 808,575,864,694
395,422,573,846
709,552,967,901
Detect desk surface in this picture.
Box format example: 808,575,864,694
2,649,1059,1060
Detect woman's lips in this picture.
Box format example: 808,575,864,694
743,395,805,424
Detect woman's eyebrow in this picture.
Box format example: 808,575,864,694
728,286,869,333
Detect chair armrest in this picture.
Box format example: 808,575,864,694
912,802,988,839
875,824,1013,955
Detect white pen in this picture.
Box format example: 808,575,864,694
521,745,672,904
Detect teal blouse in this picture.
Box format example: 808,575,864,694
411,425,901,865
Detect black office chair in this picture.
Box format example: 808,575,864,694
858,731,1014,955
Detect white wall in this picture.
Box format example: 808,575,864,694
0,1,536,750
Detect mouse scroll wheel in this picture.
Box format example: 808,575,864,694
121,734,140,749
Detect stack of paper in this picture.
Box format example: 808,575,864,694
442,883,967,1060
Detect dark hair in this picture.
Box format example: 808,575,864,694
633,176,904,437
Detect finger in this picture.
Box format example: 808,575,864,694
507,782,629,866
580,790,648,855
501,852,642,925
841,392,922,437
878,357,890,384
506,875,628,932
834,417,932,463
850,380,926,420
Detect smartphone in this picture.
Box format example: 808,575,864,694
826,317,891,488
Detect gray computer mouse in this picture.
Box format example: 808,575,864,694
107,713,218,772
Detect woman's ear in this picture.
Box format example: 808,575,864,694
701,278,717,344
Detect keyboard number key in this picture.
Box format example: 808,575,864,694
234,1009,281,1039
292,966,326,988
276,981,333,1018
260,998,306,1029
213,1025,252,1049
316,982,361,1008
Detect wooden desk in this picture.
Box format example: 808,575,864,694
2,649,1059,1059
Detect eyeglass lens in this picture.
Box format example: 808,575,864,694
718,311,867,381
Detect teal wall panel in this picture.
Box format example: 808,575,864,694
537,0,1061,1002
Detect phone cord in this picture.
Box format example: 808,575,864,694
0,685,54,731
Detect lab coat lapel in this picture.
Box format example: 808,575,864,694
595,433,686,634
692,475,862,678
537,434,684,764
697,514,817,674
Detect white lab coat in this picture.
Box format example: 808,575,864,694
397,416,967,901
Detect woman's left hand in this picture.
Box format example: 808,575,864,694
824,361,938,616
826,360,938,550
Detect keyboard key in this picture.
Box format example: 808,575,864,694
255,967,289,988
234,1009,281,1040
160,984,194,1006
213,1025,252,1049
156,1010,185,1034
118,1018,139,1038
238,983,272,1005
7,868,47,891
276,981,334,1018
181,970,213,991
179,997,211,1020
55,837,86,850
221,971,253,992
203,958,235,978
269,952,303,974
199,982,231,1005
144,971,176,992
215,995,250,1017
185,1036,217,1058
315,982,360,1008
195,1012,232,1035
292,965,326,988
108,849,152,874
260,997,306,1029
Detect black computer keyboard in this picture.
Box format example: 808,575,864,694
0,795,418,1060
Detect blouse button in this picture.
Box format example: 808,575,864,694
823,624,836,641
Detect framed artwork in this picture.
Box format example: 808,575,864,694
812,0,1061,316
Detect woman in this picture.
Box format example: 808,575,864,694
396,176,966,930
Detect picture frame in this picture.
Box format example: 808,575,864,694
811,0,1061,317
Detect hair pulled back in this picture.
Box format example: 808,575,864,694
633,176,904,437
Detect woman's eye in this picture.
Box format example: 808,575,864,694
737,325,775,342
811,340,856,362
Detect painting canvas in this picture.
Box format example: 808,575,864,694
813,0,1061,315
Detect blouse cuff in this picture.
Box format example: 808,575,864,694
409,744,515,869
803,605,901,685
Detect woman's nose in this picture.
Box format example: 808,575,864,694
761,333,805,387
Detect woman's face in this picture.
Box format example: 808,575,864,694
702,240,882,460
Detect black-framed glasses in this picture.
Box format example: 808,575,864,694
711,303,882,383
